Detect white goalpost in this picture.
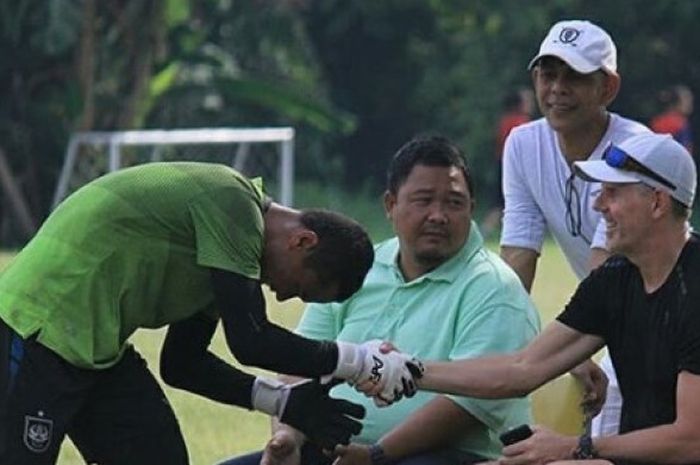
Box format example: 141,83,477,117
52,127,295,208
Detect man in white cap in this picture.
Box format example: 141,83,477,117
414,132,700,464
499,19,652,435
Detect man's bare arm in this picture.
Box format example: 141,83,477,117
501,246,539,292
418,322,604,398
378,396,479,461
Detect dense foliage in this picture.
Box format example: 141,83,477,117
1,0,698,243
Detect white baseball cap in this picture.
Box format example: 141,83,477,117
528,20,617,75
574,133,697,207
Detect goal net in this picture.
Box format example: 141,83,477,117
52,127,295,208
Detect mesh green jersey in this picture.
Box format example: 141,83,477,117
0,162,267,368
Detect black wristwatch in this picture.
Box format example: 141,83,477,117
368,443,394,465
573,433,597,459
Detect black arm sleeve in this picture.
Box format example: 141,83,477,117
160,311,256,409
209,268,339,377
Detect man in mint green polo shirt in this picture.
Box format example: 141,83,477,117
0,162,424,465
220,136,540,465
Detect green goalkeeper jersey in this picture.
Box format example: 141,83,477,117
0,162,267,368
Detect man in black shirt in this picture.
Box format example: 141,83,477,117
398,133,700,464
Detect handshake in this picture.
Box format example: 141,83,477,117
251,340,423,450
330,339,425,406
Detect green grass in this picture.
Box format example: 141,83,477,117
0,237,577,465
528,240,579,322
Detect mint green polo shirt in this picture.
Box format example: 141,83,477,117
298,223,540,458
0,162,266,368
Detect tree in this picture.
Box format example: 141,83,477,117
0,0,354,242
299,0,700,203
2,0,700,243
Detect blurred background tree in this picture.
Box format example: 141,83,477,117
1,0,699,244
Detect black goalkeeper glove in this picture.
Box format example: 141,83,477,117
252,377,365,450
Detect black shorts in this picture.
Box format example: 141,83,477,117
0,318,188,465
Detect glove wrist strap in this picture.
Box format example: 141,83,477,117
327,341,365,382
251,377,286,416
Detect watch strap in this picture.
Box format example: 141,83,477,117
368,443,394,465
573,434,597,459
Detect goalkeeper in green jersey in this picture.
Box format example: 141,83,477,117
0,162,421,465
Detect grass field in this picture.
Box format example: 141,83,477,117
1,240,578,465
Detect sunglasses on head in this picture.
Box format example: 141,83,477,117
603,145,676,191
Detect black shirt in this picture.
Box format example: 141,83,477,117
558,235,700,449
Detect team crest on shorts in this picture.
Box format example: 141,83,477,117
24,413,53,453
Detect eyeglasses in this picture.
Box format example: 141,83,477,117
603,145,676,191
565,172,591,244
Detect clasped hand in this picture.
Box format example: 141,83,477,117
351,340,424,406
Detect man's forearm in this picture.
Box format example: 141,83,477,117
418,323,602,399
595,424,700,464
161,312,258,408
211,268,339,378
594,372,700,463
379,396,479,460
500,246,539,292
419,355,537,399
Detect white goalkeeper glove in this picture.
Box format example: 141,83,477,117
328,339,423,406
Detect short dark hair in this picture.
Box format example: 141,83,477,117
671,198,691,220
386,135,473,197
638,184,691,220
299,209,374,301
534,56,608,80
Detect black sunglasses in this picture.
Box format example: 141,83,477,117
564,173,591,244
603,145,676,191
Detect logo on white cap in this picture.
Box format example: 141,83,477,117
558,27,581,44
528,20,617,75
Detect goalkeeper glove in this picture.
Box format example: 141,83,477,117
252,377,365,449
